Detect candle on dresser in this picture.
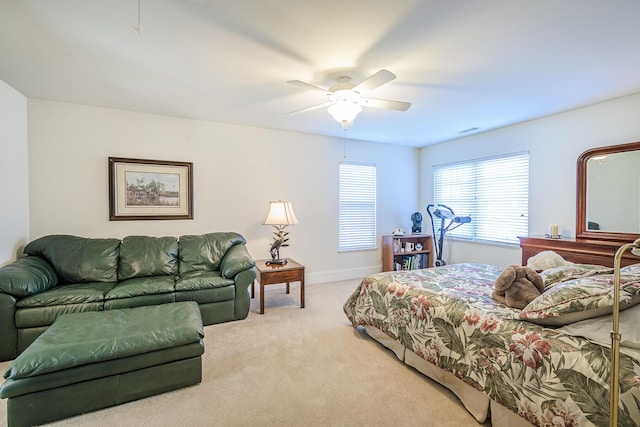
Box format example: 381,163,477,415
548,224,559,236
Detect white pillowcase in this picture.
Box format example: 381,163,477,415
557,304,640,355
526,250,572,271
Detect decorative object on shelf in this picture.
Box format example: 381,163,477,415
108,157,193,221
545,223,561,238
263,200,299,265
392,228,406,236
609,237,640,427
415,243,423,251
411,211,423,233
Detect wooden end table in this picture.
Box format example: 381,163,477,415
251,258,305,314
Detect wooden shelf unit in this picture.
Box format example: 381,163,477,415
382,234,433,271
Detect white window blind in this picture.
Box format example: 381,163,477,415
339,162,377,251
433,152,529,244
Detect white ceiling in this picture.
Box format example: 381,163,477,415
2,1,640,148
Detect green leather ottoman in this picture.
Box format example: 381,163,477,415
0,302,205,427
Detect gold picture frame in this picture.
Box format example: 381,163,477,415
109,157,193,220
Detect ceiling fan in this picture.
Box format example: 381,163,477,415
287,69,411,128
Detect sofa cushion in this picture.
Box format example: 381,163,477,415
175,287,235,304
178,232,245,275
0,257,58,297
24,235,120,284
104,294,175,310
105,276,175,300
118,236,178,280
175,271,234,291
17,282,116,308
15,303,104,329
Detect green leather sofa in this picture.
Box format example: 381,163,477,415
0,232,256,362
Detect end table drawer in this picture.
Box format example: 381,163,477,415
260,269,303,285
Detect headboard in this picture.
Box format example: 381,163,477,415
519,236,640,268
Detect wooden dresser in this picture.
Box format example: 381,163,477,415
518,236,640,268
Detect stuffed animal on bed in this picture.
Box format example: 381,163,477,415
492,265,545,309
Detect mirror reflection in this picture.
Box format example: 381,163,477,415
586,150,640,233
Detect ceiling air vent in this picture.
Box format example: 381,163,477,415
458,127,479,134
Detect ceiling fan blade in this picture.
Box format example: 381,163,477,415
287,101,333,115
353,69,396,94
287,80,329,94
363,97,411,111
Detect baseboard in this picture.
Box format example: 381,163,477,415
305,265,380,285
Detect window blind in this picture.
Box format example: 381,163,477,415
433,152,529,244
339,162,377,251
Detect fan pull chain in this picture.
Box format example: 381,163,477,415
133,0,143,35
343,128,347,159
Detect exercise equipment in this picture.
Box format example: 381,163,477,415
426,204,471,267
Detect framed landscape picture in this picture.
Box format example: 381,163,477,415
109,157,193,220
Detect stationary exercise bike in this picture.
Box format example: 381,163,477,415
426,204,471,267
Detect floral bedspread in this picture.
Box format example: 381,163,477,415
343,263,640,427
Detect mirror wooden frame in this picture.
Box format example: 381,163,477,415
576,141,640,241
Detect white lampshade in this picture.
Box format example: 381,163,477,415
263,201,299,226
328,101,362,126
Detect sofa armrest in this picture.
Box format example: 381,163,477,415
0,293,18,361
0,257,57,298
220,244,256,279
231,268,256,321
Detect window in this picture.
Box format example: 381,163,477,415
339,162,377,251
433,152,529,244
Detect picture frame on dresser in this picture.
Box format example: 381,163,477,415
109,157,193,221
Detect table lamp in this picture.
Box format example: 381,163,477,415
263,201,299,265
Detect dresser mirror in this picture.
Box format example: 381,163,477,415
576,141,640,241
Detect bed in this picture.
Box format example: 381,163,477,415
343,262,640,427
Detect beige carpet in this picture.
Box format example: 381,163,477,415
0,279,487,426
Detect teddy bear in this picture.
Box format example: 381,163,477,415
492,265,545,309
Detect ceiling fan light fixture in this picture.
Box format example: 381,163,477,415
288,69,409,128
328,101,362,127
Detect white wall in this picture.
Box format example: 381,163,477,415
419,92,640,267
27,100,418,283
0,79,29,266
24,92,640,276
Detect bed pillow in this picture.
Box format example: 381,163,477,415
518,272,640,326
539,264,613,289
557,305,640,351
621,263,640,275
